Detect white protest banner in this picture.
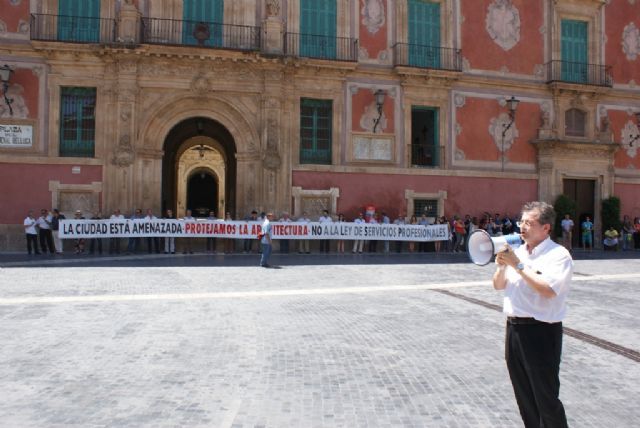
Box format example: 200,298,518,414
59,219,450,241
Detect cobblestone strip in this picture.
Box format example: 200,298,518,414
432,288,640,364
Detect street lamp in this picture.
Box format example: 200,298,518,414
0,64,14,116
501,96,520,171
372,89,386,133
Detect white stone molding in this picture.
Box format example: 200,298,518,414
0,83,29,119
49,181,103,217
622,22,640,61
489,112,519,154
291,187,340,217
404,189,447,219
621,120,639,158
361,0,386,34
176,144,227,217
485,0,521,51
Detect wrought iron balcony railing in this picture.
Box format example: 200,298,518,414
30,13,116,44
285,33,358,61
141,18,261,51
546,60,612,87
393,43,462,72
410,144,443,168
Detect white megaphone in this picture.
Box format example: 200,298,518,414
468,230,523,266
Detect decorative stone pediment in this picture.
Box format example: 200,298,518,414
486,0,521,51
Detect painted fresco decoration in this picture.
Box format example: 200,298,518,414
485,0,521,51
0,84,29,118
622,22,640,61
361,0,385,34
489,112,519,154
621,120,639,158
359,100,387,133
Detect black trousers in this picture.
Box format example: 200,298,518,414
506,320,568,428
26,234,39,254
39,229,55,253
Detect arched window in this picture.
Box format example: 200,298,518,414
565,108,586,137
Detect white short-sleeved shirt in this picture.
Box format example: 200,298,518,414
37,215,52,230
503,237,573,323
24,217,38,235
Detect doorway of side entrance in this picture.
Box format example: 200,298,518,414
187,170,218,218
563,179,595,249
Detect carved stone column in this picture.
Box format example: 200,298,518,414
118,0,141,44
262,0,283,55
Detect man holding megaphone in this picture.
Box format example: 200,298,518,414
492,201,572,428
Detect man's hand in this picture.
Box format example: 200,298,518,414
495,244,520,269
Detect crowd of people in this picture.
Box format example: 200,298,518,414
22,208,640,256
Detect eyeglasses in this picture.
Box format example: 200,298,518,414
516,220,539,228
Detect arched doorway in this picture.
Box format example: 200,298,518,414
187,170,218,217
162,117,237,218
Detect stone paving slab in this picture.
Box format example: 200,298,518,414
0,257,639,427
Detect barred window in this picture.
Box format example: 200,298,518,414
565,108,586,137
60,87,96,157
414,199,438,218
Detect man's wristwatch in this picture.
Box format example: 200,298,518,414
515,262,525,272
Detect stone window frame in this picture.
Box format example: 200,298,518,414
291,186,340,217
550,0,604,66
564,107,587,137
49,180,103,216
404,189,447,221
394,0,456,50
286,1,351,40
292,91,342,168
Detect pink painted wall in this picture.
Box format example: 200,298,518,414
605,0,640,86
351,87,395,133
608,110,640,169
461,0,544,75
7,68,39,119
358,0,388,61
292,170,537,219
456,97,538,163
615,183,640,219
0,0,30,33
0,163,102,224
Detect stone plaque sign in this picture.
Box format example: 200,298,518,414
353,136,393,161
0,124,33,147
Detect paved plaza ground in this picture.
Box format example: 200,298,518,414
0,250,639,427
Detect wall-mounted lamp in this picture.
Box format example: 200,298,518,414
0,64,14,116
629,111,640,147
372,89,386,133
501,96,520,171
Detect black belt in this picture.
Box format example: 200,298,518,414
507,316,543,325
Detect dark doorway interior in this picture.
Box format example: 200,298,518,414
411,107,439,167
563,179,595,248
162,117,237,218
187,171,218,218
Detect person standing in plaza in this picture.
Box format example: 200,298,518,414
560,214,574,251
109,208,125,254
393,212,405,253
163,208,176,254
73,210,86,254
51,209,65,254
182,209,195,254
621,215,634,251
145,208,160,254
205,210,218,253
259,212,274,268
297,211,311,254
352,212,365,254
318,209,332,253
493,201,572,428
223,212,235,254
24,210,40,255
89,211,104,255
37,208,55,254
243,210,258,253
279,212,292,253
581,216,593,251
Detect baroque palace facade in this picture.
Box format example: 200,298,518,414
0,0,639,250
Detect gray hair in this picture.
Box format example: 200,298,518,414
522,201,556,226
